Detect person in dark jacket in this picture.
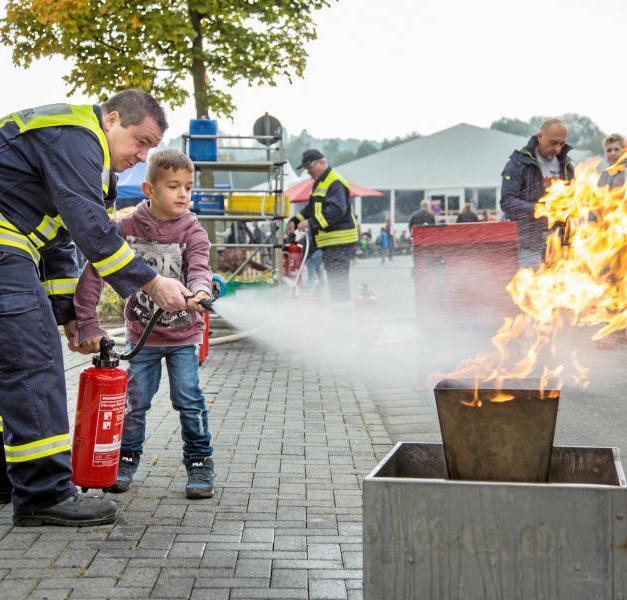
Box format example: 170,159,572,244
290,149,358,306
408,200,436,230
456,203,480,223
500,118,574,267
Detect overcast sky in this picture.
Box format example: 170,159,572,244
0,0,624,143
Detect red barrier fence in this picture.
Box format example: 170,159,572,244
412,221,519,327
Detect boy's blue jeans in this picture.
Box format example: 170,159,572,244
122,344,212,462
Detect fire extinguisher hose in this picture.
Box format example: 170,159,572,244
117,298,216,361
118,307,164,360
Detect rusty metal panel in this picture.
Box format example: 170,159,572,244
434,378,560,482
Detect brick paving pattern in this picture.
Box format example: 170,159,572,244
0,340,392,599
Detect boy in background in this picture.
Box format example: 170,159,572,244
74,149,215,499
598,133,626,189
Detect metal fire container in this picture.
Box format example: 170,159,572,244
434,378,560,482
363,442,627,600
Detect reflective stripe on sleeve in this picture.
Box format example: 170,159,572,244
92,241,135,277
0,416,3,433
314,200,329,229
34,214,65,242
0,230,40,263
42,278,79,296
4,433,71,463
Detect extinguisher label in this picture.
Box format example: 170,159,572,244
93,392,126,467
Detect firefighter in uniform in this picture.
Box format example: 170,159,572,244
291,150,358,305
0,91,192,526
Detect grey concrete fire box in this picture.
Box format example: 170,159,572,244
363,442,627,600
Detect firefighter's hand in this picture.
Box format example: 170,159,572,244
297,219,309,231
143,275,191,311
63,321,80,352
186,291,211,313
78,335,107,355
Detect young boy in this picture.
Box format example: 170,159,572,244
74,149,215,499
598,133,626,189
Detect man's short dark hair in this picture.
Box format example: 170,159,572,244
102,89,168,132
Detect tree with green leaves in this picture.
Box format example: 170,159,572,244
492,114,606,153
1,0,332,117
490,117,531,138
529,113,605,153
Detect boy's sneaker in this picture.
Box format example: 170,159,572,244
103,452,140,494
185,457,215,499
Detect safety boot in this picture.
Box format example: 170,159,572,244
13,494,118,527
103,452,140,494
185,457,215,499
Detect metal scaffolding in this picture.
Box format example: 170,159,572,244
182,131,288,288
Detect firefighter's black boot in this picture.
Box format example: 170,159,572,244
13,494,118,527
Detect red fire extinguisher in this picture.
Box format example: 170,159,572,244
198,275,225,366
283,239,304,279
72,339,127,491
198,311,211,366
72,292,220,491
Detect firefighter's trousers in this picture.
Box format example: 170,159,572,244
321,243,355,305
0,252,75,510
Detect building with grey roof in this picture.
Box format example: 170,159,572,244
335,123,589,233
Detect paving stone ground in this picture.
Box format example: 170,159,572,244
0,339,393,600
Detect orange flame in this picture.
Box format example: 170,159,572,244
434,156,626,391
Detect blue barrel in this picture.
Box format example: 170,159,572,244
189,119,218,162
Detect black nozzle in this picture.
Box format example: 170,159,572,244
199,298,214,311
93,338,119,368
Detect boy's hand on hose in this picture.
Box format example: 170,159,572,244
186,291,211,313
78,335,108,355
143,275,191,311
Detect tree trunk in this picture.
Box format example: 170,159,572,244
188,8,208,119
188,7,216,269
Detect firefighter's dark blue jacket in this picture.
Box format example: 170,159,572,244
0,103,155,324
292,167,358,249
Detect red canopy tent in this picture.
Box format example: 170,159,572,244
286,179,383,203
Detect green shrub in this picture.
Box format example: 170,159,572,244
97,283,125,322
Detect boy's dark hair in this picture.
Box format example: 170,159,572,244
146,148,194,184
102,89,168,132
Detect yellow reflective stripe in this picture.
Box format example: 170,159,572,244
0,231,40,262
35,214,63,241
4,433,71,463
0,103,111,195
0,416,3,433
102,167,110,195
1,211,63,251
0,214,20,232
315,227,359,248
42,278,78,296
314,201,329,229
296,212,305,222
92,241,135,277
